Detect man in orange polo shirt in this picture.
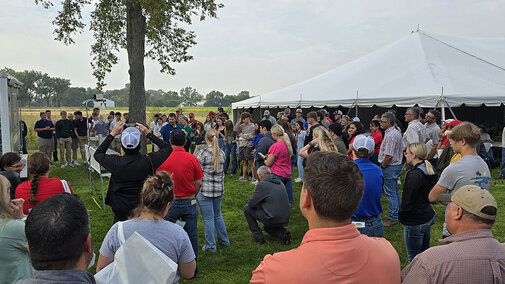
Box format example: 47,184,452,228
251,152,401,283
157,129,203,258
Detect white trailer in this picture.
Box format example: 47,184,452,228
0,72,28,178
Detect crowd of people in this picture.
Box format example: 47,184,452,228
1,105,504,283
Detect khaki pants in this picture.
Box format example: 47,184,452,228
58,137,72,164
71,137,78,160
38,137,53,155
77,136,88,161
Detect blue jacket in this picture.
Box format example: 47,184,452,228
254,132,276,169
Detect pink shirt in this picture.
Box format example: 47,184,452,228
251,224,401,284
267,140,291,178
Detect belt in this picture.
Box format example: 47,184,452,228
352,214,379,221
175,194,195,200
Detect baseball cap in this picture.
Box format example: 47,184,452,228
121,127,141,149
264,110,270,116
189,112,194,118
443,119,462,127
333,110,343,115
218,107,224,112
451,185,497,221
284,108,291,114
208,111,216,115
296,108,302,113
352,117,360,122
352,134,375,154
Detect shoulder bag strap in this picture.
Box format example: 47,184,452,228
147,154,155,176
117,221,126,245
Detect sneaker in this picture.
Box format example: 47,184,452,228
294,177,302,183
202,245,216,253
250,178,258,185
237,177,248,182
73,160,80,166
280,231,291,245
83,161,88,165
383,220,399,227
61,163,66,168
69,162,75,167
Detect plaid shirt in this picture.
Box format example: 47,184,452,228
195,146,226,197
402,229,505,283
402,120,427,149
378,126,403,165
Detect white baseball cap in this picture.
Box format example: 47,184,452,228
352,134,375,154
121,127,141,149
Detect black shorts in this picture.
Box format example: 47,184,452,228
238,146,254,161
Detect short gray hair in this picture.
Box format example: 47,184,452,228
257,166,271,178
381,112,395,124
407,107,420,119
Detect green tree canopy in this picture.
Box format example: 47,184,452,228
180,87,203,106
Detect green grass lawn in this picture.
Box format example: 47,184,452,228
44,157,505,283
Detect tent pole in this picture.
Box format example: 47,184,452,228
444,100,458,120
440,87,446,121
355,90,359,117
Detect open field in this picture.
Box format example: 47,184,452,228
31,150,505,283
22,107,219,150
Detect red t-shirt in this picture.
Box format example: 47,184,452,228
370,131,383,154
15,177,74,214
348,136,356,158
156,147,204,197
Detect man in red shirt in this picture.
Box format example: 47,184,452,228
157,129,203,258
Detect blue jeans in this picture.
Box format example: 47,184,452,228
382,164,402,221
403,216,435,262
352,215,384,238
297,155,304,178
196,193,230,252
218,138,225,152
285,178,293,203
500,148,505,178
224,142,237,174
165,198,199,258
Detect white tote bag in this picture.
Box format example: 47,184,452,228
95,222,178,284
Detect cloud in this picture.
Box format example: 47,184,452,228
1,0,504,97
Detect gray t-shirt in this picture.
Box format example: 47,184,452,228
437,155,491,236
437,155,491,192
100,218,195,283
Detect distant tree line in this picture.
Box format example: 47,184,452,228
2,68,250,107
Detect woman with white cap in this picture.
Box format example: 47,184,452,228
94,122,173,222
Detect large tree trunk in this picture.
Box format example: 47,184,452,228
126,2,147,154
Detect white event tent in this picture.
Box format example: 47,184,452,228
232,30,505,115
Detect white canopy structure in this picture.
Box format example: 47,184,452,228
232,30,505,111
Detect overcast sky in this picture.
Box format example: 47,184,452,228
1,0,505,97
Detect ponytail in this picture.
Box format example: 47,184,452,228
407,143,435,175
206,129,221,172
282,133,293,156
27,153,50,205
